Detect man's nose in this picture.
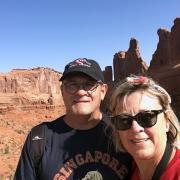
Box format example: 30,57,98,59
75,84,88,95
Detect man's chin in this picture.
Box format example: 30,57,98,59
72,109,91,116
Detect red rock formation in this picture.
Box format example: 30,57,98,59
148,17,180,119
113,38,148,81
103,66,113,82
148,28,171,70
149,17,180,70
0,67,64,107
171,18,180,63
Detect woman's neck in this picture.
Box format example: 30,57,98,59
134,147,176,180
135,159,158,180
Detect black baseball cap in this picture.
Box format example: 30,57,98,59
60,58,104,82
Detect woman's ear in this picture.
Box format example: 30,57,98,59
164,110,171,132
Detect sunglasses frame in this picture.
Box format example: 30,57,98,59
62,80,103,94
110,109,164,130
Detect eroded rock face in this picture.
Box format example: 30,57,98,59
148,17,180,119
103,66,113,82
149,17,180,70
113,38,148,81
149,28,171,70
171,18,180,63
0,67,63,106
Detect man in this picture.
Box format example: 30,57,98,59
14,58,132,180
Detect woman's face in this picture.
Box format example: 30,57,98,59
115,90,169,161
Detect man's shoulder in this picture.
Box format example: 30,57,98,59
30,115,65,135
29,115,66,169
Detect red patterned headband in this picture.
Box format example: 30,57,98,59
125,76,171,103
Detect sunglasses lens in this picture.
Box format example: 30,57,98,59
111,115,132,130
111,110,162,130
137,111,158,128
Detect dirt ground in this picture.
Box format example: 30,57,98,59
0,106,65,179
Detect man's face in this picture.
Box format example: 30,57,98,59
61,74,107,116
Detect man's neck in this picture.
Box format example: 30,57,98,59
64,112,102,130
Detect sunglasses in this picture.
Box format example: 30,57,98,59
110,109,164,130
62,80,103,94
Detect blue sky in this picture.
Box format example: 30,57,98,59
0,0,179,73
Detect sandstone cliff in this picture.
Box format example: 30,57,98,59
0,67,64,108
113,38,148,81
148,17,180,119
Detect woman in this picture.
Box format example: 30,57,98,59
109,75,180,180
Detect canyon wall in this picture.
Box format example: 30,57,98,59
103,17,180,119
0,67,64,109
112,38,148,81
148,17,180,118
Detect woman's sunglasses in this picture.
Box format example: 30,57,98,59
110,109,164,130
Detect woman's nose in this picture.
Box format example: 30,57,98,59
130,120,144,132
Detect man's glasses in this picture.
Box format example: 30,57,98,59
110,109,164,130
62,80,103,94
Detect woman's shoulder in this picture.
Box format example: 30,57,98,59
161,148,180,179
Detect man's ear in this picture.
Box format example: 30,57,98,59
100,84,108,101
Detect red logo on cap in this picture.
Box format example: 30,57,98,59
69,58,91,68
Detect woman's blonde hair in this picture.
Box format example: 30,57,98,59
109,75,180,151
